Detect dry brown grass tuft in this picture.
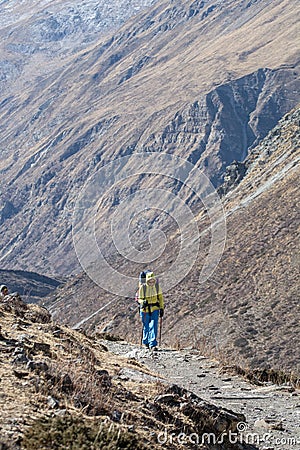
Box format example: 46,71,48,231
221,364,300,389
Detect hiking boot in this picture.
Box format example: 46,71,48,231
150,346,158,351
144,344,149,349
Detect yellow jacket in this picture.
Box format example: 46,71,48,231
139,272,164,313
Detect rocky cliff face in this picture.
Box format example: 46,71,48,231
140,67,299,184
0,0,299,276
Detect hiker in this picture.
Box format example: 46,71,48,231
0,285,9,300
0,284,25,308
138,271,164,351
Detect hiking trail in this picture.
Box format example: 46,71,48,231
102,339,300,450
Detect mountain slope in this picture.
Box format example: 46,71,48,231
0,0,299,275
0,0,156,93
46,105,300,374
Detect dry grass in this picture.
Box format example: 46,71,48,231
221,365,300,390
0,303,177,449
22,414,150,450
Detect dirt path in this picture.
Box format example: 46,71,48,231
103,340,300,450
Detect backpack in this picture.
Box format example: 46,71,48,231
136,270,160,307
139,270,152,285
135,271,150,303
134,270,150,303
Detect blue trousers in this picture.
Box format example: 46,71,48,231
140,309,159,348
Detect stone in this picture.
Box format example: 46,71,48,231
52,328,62,338
61,373,73,393
32,342,51,356
54,409,68,417
17,334,32,343
12,353,30,365
96,369,112,389
124,349,139,359
26,360,49,373
154,394,181,407
47,396,59,409
13,370,29,379
254,418,284,431
12,347,25,355
112,410,122,422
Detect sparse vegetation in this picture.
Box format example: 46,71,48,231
22,415,149,450
44,344,114,416
0,1,299,448
94,332,124,342
222,365,300,389
1,302,266,450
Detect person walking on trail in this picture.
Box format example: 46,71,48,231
0,285,9,300
0,285,25,308
138,271,164,351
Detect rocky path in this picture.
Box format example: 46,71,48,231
103,340,300,450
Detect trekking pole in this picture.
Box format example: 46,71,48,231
159,317,163,347
140,323,143,346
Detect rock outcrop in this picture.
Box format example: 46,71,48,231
218,161,247,196
142,67,299,184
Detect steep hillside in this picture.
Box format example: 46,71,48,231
47,105,300,374
0,0,299,275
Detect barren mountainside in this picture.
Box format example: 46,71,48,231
0,0,299,383
0,0,156,92
0,2,299,447
0,0,299,275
